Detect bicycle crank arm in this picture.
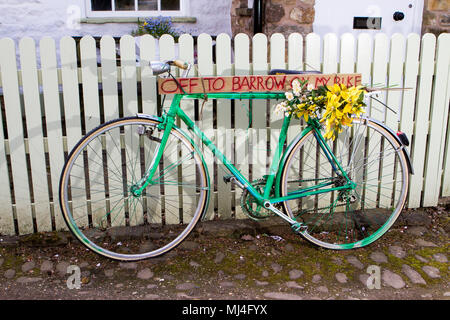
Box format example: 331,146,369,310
263,201,298,225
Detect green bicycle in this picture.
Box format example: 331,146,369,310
59,60,413,261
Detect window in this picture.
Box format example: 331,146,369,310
87,0,186,17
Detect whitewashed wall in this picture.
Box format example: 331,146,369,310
0,0,232,42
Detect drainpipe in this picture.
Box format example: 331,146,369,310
253,0,263,34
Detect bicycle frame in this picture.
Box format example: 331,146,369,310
134,92,355,224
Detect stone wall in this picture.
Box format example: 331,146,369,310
231,0,254,38
231,0,315,38
422,0,449,35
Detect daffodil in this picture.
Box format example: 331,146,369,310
273,81,366,140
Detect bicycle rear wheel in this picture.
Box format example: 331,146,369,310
59,117,209,260
279,118,409,249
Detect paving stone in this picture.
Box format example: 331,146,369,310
284,243,294,252
137,268,154,280
162,274,174,281
189,261,201,268
389,246,406,259
401,265,426,285
422,266,440,278
144,294,160,299
406,226,427,236
271,263,282,273
370,251,388,263
382,270,406,289
289,269,303,280
177,292,200,299
443,292,450,297
317,286,329,293
214,252,225,264
432,253,448,263
139,242,157,253
270,248,281,256
40,260,54,273
0,258,4,267
421,293,432,298
118,262,138,270
335,273,348,284
312,274,322,283
359,274,369,287
262,270,269,277
263,292,303,300
146,284,157,289
179,241,199,251
4,269,15,279
16,277,43,284
415,255,429,263
241,234,254,241
331,257,343,265
176,282,199,290
56,261,70,276
234,274,246,280
403,211,432,226
346,256,364,269
104,269,114,278
219,281,235,287
21,261,36,273
415,239,437,247
255,280,269,286
285,281,304,289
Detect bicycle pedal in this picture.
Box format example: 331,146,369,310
291,222,307,233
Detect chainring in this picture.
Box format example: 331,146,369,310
240,179,274,221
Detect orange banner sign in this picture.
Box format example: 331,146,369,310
158,73,362,94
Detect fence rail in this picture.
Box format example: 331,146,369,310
0,32,449,236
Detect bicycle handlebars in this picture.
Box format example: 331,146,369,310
168,60,189,70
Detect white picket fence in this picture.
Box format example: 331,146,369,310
0,32,449,236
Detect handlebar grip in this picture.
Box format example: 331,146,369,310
172,60,188,70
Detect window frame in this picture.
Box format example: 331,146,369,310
85,0,188,18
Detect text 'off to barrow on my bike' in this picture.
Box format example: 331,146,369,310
158,73,362,94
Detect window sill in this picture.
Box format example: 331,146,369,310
80,17,197,24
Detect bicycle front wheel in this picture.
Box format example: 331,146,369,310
279,117,409,249
59,117,209,260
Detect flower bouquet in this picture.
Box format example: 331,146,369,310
274,80,367,140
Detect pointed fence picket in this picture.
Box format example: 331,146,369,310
0,32,449,236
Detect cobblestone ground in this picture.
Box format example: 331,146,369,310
0,203,448,300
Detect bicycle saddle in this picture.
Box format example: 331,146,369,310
269,69,322,75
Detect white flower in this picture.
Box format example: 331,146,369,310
292,79,301,89
307,83,315,91
285,92,294,101
293,86,301,96
274,101,291,116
